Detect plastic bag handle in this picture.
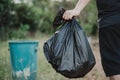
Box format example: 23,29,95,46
52,8,76,31
53,8,66,30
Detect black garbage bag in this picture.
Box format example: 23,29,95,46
43,8,96,78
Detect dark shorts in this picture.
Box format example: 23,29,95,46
99,24,120,76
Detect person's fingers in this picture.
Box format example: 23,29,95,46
63,11,73,20
63,14,67,20
62,11,68,19
63,13,68,20
65,14,70,20
69,15,73,20
62,9,79,20
62,12,66,19
66,14,73,20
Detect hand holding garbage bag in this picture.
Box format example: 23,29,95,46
43,8,96,78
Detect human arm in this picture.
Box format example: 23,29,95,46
62,0,91,20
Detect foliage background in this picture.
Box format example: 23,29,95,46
0,0,97,41
0,0,100,80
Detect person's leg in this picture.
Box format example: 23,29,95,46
110,75,120,80
99,25,120,79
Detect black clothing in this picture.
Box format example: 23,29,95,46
98,14,120,28
96,0,120,18
96,0,120,28
97,0,120,76
99,25,120,76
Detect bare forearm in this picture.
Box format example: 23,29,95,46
74,0,91,13
63,0,91,20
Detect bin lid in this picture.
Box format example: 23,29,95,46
8,40,39,44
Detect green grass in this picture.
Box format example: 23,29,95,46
0,33,107,80
0,41,12,80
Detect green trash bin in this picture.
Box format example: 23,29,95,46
8,41,38,80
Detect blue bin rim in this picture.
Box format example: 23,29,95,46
8,40,39,44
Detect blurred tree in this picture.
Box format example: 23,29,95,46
15,3,39,36
0,0,98,40
32,0,78,33
32,0,55,33
0,0,16,40
79,0,98,36
0,0,40,40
